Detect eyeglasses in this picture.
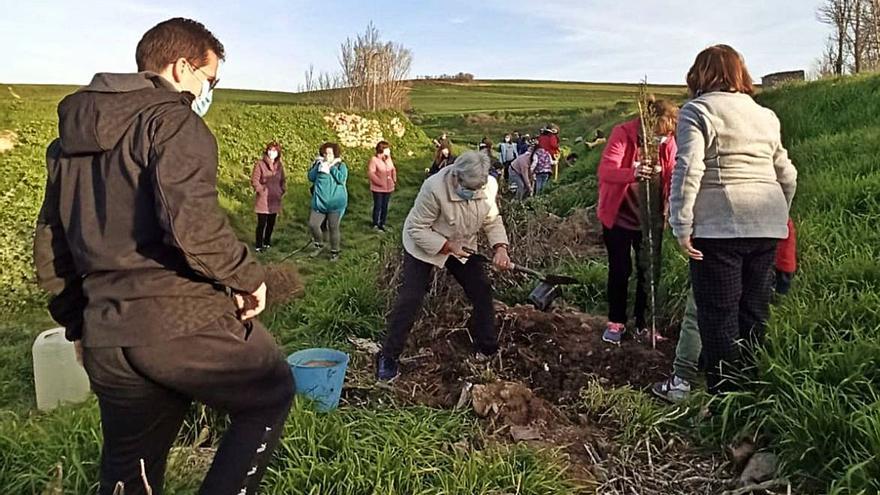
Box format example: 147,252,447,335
189,62,220,90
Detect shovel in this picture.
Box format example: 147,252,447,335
462,248,579,311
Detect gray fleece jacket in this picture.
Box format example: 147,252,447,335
670,92,797,240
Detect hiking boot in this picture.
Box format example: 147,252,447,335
309,243,324,258
651,374,692,403
602,322,625,345
376,353,399,381
255,246,263,253
330,251,340,262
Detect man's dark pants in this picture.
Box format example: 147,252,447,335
83,314,294,495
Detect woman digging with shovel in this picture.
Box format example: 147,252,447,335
376,151,513,381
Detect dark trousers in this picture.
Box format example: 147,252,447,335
382,252,498,359
83,314,294,495
372,192,391,228
690,237,777,393
502,160,514,180
603,226,647,328
255,213,277,248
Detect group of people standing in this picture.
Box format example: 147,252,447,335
250,140,398,261
428,125,562,199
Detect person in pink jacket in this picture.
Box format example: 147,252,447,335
368,141,398,232
251,141,286,252
596,99,678,344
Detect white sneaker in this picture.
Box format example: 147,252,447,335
651,374,692,403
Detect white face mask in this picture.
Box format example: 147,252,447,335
191,78,213,117
267,149,279,160
383,148,391,158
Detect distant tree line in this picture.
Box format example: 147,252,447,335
417,72,476,83
816,0,880,76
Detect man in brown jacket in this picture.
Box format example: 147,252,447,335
33,18,292,495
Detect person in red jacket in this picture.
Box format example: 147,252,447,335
537,123,560,160
596,99,679,344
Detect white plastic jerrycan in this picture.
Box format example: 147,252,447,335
32,328,91,411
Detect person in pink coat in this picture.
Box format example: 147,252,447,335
368,141,398,232
596,99,678,344
251,141,286,252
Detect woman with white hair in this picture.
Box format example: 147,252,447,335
377,151,513,381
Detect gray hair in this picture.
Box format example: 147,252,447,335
452,151,490,189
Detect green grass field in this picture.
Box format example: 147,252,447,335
2,75,879,494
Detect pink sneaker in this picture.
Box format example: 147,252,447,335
602,322,625,345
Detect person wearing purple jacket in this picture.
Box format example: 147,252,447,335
251,141,286,252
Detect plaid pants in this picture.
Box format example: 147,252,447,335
690,238,777,393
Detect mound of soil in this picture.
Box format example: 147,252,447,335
264,262,304,308
393,301,676,410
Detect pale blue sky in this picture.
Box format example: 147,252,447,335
2,0,827,91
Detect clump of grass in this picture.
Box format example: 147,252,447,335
0,399,575,494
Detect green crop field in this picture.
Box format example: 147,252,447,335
1,74,879,494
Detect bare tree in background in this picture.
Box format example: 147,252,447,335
818,0,852,75
338,22,412,111
817,0,880,75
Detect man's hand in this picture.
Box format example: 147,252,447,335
493,245,512,271
234,282,267,320
677,236,704,261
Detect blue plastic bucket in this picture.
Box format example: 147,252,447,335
287,348,349,412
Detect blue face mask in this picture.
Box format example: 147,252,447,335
191,78,213,117
455,186,476,201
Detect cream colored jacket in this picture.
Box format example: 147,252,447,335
403,167,509,267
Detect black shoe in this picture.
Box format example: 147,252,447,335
255,246,264,253
376,353,399,381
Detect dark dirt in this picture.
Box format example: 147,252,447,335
264,262,304,308
392,301,677,410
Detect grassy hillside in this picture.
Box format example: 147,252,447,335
4,74,877,493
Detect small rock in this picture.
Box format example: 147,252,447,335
510,425,542,442
740,452,778,485
347,337,380,355
729,440,756,468
455,382,473,409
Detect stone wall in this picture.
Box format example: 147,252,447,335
762,70,806,89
